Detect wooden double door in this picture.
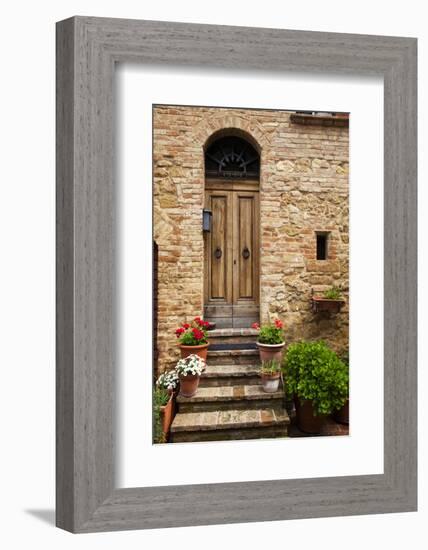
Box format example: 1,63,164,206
204,180,260,328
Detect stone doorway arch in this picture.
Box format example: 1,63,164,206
203,132,260,328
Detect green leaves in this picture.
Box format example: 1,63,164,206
258,324,284,345
323,286,342,300
154,387,170,407
284,341,349,416
153,387,170,443
260,359,281,375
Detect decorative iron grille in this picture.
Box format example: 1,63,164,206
205,136,260,179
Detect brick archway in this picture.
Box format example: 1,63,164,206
195,114,270,153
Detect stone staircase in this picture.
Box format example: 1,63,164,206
170,328,290,443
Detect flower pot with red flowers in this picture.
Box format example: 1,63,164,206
175,354,205,397
260,360,282,393
175,317,210,360
252,319,285,362
285,341,349,434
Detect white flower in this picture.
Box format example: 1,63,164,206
156,369,179,390
175,354,205,376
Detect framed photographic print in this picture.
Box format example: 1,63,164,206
56,16,417,532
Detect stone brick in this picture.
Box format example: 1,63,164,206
306,260,340,273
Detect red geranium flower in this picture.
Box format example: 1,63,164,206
203,321,210,328
192,328,204,340
194,316,201,322
274,319,283,329
183,323,190,329
251,322,260,330
175,327,185,338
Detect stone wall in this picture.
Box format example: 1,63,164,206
153,105,349,371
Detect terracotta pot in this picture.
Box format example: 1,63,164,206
261,372,281,393
294,396,326,434
179,342,209,361
256,342,285,362
178,374,200,397
334,399,349,425
312,297,344,313
160,394,174,435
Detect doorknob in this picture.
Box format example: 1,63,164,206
242,246,250,260
214,247,222,259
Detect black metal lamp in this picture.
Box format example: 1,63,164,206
202,209,212,232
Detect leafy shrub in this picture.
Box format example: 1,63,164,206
323,286,342,300
340,348,349,367
284,340,348,416
252,319,284,345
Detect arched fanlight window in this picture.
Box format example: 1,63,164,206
205,136,260,179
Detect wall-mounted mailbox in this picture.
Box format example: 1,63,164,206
202,209,212,232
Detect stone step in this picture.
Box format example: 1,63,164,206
176,384,284,413
199,364,261,387
208,343,257,351
207,348,260,365
207,328,259,345
170,408,290,442
206,317,258,329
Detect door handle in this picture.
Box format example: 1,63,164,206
214,247,222,259
242,246,250,260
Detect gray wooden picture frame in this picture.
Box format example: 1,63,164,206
56,16,417,533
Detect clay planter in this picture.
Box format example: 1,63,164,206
261,372,281,393
178,374,200,397
334,399,349,425
294,396,326,434
179,342,209,361
312,296,345,314
256,342,285,362
160,393,175,435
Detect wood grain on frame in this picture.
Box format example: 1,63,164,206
56,16,417,532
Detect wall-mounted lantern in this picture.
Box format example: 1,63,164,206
202,209,212,232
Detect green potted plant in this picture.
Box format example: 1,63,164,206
156,369,179,435
334,349,349,424
175,354,206,397
252,319,285,362
153,387,170,443
175,316,210,360
312,286,345,313
285,340,348,434
260,360,282,393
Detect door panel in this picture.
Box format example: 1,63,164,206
232,192,259,311
204,191,233,304
211,195,227,299
204,184,259,326
237,195,254,299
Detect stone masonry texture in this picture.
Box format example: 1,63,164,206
153,105,349,371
